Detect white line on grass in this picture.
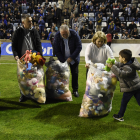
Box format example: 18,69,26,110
0,63,85,65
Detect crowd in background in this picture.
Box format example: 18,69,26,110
0,0,140,40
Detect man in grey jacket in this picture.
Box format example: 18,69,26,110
108,49,140,121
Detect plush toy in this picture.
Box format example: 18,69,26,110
27,78,38,89
24,50,32,63
104,58,115,72
36,54,46,66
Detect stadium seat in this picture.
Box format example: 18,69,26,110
102,22,107,27
118,33,122,39
127,22,131,27
84,13,88,17
24,10,27,14
45,23,48,27
119,12,123,16
89,13,94,17
52,2,56,6
47,28,51,32
102,17,106,21
89,17,94,21
119,17,124,21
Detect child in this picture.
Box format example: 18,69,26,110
108,49,140,121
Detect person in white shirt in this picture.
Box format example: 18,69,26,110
85,31,115,77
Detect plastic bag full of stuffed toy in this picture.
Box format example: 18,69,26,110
17,59,46,103
79,65,117,117
45,57,72,101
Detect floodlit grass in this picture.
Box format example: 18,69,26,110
0,56,140,140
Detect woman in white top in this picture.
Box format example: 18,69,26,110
85,31,115,76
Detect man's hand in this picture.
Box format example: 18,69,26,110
85,63,90,69
15,56,19,61
67,57,72,63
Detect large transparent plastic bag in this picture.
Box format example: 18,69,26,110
45,58,72,101
79,64,117,117
17,59,46,103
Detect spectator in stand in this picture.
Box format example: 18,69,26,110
72,4,78,15
6,32,11,39
63,9,70,19
16,11,21,23
121,33,126,39
87,31,94,39
88,2,94,12
96,13,102,31
74,26,79,35
72,17,79,30
108,20,116,30
80,24,88,39
1,29,7,39
78,1,84,14
82,34,87,39
54,6,61,27
43,27,48,39
88,20,94,34
0,21,7,30
38,16,45,34
46,12,53,27
101,7,106,17
0,16,7,26
107,16,113,26
95,8,103,17
122,0,127,7
131,6,136,17
124,30,129,37
84,3,89,12
106,2,112,12
53,23,58,32
114,17,121,27
95,3,100,14
114,32,119,39
128,21,137,34
118,2,123,12
6,20,13,34
115,25,121,33
27,5,33,14
121,23,127,33
131,28,139,39
113,3,119,19
47,5,53,13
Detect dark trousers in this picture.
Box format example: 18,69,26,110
118,89,140,117
107,42,111,47
69,62,79,92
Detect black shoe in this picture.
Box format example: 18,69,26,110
113,114,124,121
73,91,79,97
19,94,28,102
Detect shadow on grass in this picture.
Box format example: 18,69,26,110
0,97,41,110
34,103,120,139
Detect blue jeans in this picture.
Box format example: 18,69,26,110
118,89,140,117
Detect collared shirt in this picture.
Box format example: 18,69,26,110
21,29,34,56
63,38,75,65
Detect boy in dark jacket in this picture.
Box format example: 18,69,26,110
108,49,140,121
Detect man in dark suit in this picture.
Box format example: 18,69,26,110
53,25,82,97
12,14,42,102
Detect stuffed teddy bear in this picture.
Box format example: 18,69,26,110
103,58,115,72
27,78,38,90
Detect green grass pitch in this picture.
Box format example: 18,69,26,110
0,56,140,140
